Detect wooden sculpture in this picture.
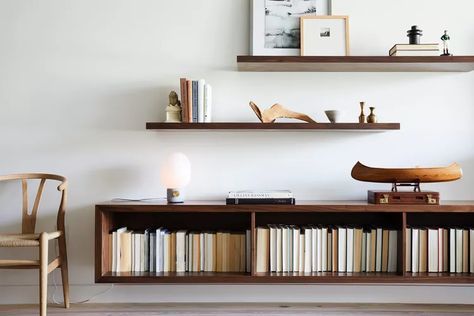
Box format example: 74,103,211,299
249,101,316,123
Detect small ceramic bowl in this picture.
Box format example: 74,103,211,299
325,110,341,123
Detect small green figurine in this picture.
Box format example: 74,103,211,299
440,30,452,56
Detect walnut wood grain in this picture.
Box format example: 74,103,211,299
145,122,400,131
236,56,474,72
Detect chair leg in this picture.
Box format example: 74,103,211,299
58,234,70,308
39,233,48,316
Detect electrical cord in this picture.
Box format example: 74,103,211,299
49,243,114,305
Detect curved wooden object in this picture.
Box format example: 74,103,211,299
351,161,463,183
249,101,316,123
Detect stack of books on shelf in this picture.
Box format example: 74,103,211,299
256,225,398,273
179,78,212,123
406,227,474,273
110,227,250,273
389,43,440,56
226,190,295,205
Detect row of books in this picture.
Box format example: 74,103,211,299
179,77,212,123
389,43,439,56
256,226,398,273
226,190,295,205
110,228,250,273
406,227,474,273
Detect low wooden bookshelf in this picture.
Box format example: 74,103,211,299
95,200,474,284
237,56,474,72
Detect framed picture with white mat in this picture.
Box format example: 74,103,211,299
301,16,349,56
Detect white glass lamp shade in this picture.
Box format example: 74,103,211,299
160,153,191,202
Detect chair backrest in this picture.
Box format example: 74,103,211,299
0,173,67,234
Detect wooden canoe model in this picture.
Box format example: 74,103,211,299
351,161,463,183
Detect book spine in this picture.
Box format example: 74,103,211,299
204,84,212,123
225,198,295,205
179,78,187,122
192,81,198,123
198,79,205,122
186,80,193,123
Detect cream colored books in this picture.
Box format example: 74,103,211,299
256,227,270,273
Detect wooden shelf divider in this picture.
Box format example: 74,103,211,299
96,200,474,284
237,56,474,72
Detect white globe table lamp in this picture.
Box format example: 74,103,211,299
160,153,191,203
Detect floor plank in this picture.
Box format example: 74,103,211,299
1,303,474,316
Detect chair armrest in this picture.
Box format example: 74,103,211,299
47,231,63,240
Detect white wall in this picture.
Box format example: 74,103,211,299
0,0,473,304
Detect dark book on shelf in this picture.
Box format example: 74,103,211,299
226,198,295,205
192,81,198,123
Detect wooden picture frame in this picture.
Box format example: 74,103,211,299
300,16,350,56
251,0,332,56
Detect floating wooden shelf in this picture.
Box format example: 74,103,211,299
237,56,474,72
146,122,400,131
96,200,474,284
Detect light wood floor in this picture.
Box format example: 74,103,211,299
1,303,474,316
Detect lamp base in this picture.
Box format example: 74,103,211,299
167,188,185,203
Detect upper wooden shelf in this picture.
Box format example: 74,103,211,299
146,122,400,131
236,56,474,72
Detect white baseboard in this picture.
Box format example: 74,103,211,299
1,284,474,305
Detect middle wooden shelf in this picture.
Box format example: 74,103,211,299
146,122,400,131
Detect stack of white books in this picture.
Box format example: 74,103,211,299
389,43,440,56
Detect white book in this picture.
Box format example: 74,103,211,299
228,190,293,199
269,225,277,272
338,228,347,272
282,226,289,272
455,229,463,273
304,227,312,273
144,229,150,272
376,228,383,272
311,227,317,272
470,229,474,273
443,229,448,272
163,232,170,272
197,79,205,122
131,234,135,272
365,231,372,272
390,50,440,56
412,229,419,273
112,232,117,272
346,228,354,273
276,226,282,272
428,229,438,272
321,228,328,272
317,228,322,272
115,227,127,273
155,228,162,272
176,231,185,272
200,232,205,272
246,230,251,273
437,228,443,272
204,84,212,122
203,233,209,272
293,228,300,272
449,228,456,273
361,232,367,273
327,231,332,272
149,232,155,272
288,226,294,272
140,234,146,272
299,234,305,272
405,228,411,272
388,230,398,273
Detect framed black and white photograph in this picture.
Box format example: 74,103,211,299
300,16,349,56
251,0,331,56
